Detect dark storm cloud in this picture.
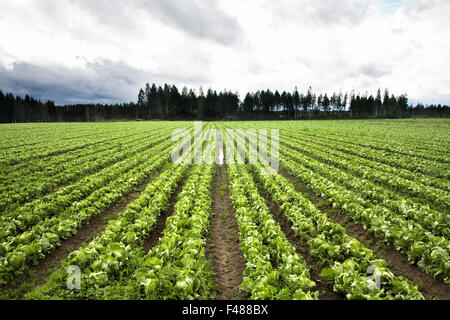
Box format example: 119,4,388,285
0,60,207,105
74,0,242,45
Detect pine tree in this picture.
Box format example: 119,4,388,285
322,94,330,112
383,88,390,116
375,88,382,117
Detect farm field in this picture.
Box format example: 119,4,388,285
0,119,449,300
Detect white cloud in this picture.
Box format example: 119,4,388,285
0,0,449,104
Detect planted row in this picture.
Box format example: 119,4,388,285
0,126,145,167
0,130,170,210
281,133,449,193
284,124,450,164
286,130,449,179
0,128,161,189
280,140,449,238
251,164,424,300
0,127,161,179
227,164,317,300
0,137,175,239
280,150,450,280
27,163,189,299
282,134,450,206
113,164,217,300
0,147,172,285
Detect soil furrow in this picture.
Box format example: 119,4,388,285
206,164,246,300
252,170,344,300
279,167,450,300
281,141,446,211
142,170,189,253
10,166,167,299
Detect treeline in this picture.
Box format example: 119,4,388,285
0,90,138,123
0,92,58,123
241,87,342,119
0,84,239,122
0,84,449,123
137,84,239,120
240,88,436,119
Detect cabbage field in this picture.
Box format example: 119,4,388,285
0,119,449,300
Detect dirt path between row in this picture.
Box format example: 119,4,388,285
280,167,450,300
142,173,188,253
252,171,344,300
15,167,166,299
281,141,444,212
206,164,246,300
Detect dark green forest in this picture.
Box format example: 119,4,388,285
0,84,449,123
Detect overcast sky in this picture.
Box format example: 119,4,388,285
0,0,449,105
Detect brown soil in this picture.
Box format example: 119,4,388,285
281,141,444,212
206,164,247,300
16,135,168,208
328,212,450,300
252,172,344,300
16,166,165,299
280,167,450,300
142,173,187,253
9,129,158,168
222,126,342,299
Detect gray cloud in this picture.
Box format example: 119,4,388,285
402,0,436,14
0,60,207,105
360,64,392,78
72,0,242,45
72,0,140,33
270,0,369,27
140,0,242,45
1,0,449,105
309,0,369,26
